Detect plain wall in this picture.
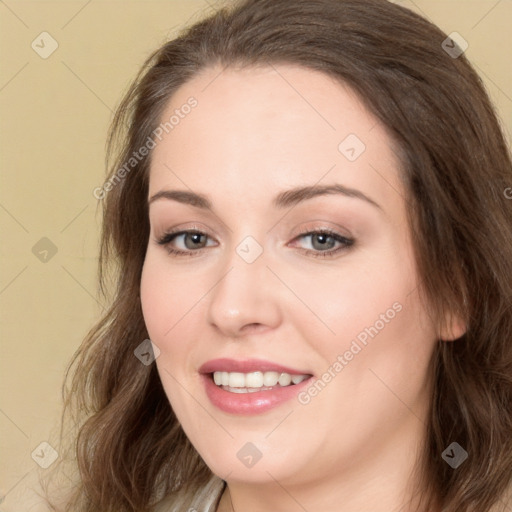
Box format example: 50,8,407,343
0,0,511,509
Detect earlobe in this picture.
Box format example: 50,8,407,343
439,310,467,342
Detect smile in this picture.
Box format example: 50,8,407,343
213,371,309,392
198,359,315,415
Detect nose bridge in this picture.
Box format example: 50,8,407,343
206,235,281,336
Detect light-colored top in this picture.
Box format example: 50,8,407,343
4,469,510,512
154,474,226,512
0,469,226,512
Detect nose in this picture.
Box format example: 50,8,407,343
206,244,283,338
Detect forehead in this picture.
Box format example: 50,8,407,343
148,63,404,211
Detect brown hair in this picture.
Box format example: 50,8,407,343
44,0,512,510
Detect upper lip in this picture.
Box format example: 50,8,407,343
199,358,313,376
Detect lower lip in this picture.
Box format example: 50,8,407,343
201,373,314,415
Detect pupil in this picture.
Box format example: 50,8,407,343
189,233,203,248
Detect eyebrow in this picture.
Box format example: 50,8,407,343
148,184,382,211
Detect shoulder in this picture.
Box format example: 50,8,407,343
153,474,226,512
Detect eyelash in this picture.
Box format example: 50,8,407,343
156,227,355,259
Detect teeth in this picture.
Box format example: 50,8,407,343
278,373,292,386
263,371,279,386
291,374,307,384
212,371,309,391
228,372,245,388
246,371,263,387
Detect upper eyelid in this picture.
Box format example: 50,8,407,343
153,219,353,237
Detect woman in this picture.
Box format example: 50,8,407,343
43,0,512,511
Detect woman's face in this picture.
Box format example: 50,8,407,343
140,64,455,491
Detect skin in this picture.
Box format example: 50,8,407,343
140,63,465,512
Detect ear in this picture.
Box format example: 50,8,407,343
438,309,467,342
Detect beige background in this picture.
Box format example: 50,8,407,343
0,0,510,509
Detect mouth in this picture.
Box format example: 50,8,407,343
199,358,315,415
209,370,311,393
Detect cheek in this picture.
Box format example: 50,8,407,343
306,258,411,344
140,255,180,341
310,249,433,376
140,259,163,336
140,253,206,368
140,257,190,403
321,284,435,421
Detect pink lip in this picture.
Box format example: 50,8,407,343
199,358,314,415
199,358,312,375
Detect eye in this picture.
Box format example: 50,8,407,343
156,229,216,257
155,227,355,258
290,228,355,258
